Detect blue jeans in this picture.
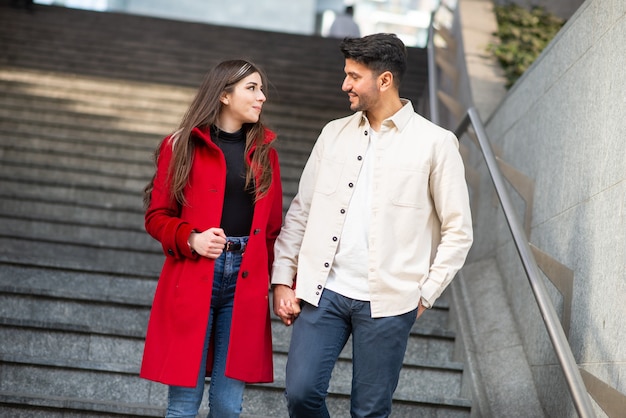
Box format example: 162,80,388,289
285,289,417,418
166,236,248,418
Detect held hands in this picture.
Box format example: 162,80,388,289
272,284,301,326
188,228,227,259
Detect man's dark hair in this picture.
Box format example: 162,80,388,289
339,33,407,87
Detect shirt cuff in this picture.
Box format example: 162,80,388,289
420,279,441,309
271,265,296,288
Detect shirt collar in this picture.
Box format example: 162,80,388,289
358,99,414,131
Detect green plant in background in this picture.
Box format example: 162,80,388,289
489,4,565,88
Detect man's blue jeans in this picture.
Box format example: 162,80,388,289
166,237,248,418
285,289,417,418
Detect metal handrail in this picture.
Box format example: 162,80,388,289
455,109,595,417
425,7,595,417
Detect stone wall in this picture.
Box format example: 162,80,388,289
475,0,625,415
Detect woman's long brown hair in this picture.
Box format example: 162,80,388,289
143,60,274,208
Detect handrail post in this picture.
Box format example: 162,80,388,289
455,108,596,417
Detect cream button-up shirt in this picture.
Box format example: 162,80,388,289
272,101,473,317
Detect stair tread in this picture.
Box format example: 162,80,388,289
0,355,467,404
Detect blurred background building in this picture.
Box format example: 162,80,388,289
34,0,442,47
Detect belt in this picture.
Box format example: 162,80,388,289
224,241,246,253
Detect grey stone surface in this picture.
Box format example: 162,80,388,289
0,237,163,277
532,364,609,418
465,0,626,414
0,363,154,405
0,179,143,211
0,196,145,231
451,258,544,417
242,389,470,418
0,294,149,336
2,217,154,251
0,265,156,305
0,326,144,368
0,146,155,181
0,117,160,149
0,135,156,172
403,334,457,366
0,398,163,418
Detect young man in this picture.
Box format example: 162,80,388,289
271,33,473,417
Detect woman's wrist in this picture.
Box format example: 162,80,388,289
187,231,197,254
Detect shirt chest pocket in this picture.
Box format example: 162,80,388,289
387,167,430,208
314,157,345,195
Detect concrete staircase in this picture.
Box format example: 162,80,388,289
0,3,471,417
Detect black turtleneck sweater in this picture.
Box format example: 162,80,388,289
211,126,254,237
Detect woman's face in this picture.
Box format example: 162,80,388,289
219,72,266,132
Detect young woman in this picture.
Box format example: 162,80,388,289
140,60,283,417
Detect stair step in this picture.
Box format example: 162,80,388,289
0,132,155,165
0,134,309,186
0,70,349,124
0,117,160,148
0,392,164,417
0,294,149,338
0,264,456,378
0,104,175,136
0,178,143,210
0,361,165,411
0,352,467,415
0,196,142,228
0,264,155,306
0,385,469,418
0,237,162,277
0,145,154,180
0,214,152,250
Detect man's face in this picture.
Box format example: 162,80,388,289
341,58,380,112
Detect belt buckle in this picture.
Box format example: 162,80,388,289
225,241,244,252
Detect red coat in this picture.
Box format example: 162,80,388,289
140,126,283,386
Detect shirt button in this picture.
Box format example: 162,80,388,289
242,271,249,278
357,155,362,161
167,249,175,256
254,228,261,235
348,182,354,188
317,285,322,289
364,131,368,136
340,209,346,214
324,262,329,268
332,236,338,241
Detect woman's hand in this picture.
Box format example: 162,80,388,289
272,284,301,326
188,228,227,259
